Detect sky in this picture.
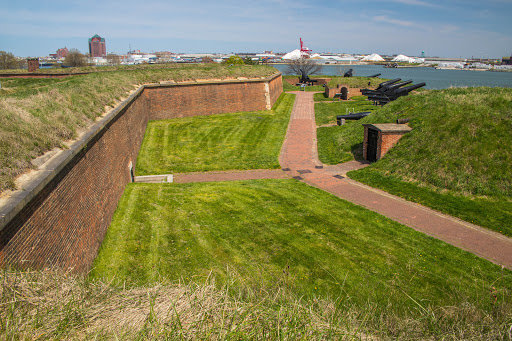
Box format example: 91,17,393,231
1,0,511,59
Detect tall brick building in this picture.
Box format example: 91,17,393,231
56,47,68,59
89,34,106,57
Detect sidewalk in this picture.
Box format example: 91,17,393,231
280,91,512,269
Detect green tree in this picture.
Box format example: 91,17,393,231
106,54,121,66
222,55,244,65
64,49,88,67
0,51,21,70
243,57,256,65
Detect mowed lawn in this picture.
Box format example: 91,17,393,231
135,93,294,175
91,179,512,317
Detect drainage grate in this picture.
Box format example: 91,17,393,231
315,165,323,169
333,175,345,179
282,168,291,172
293,176,303,180
297,169,312,174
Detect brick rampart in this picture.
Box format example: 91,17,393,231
0,73,282,272
148,74,282,120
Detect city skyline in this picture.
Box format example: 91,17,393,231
1,0,511,59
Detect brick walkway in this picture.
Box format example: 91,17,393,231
281,91,512,269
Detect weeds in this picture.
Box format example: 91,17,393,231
1,268,511,339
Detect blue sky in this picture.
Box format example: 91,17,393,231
1,0,511,58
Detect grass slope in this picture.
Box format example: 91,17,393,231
135,93,294,175
315,95,378,126
332,87,512,237
282,75,384,93
0,64,277,192
91,179,512,338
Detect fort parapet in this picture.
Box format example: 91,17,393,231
0,73,283,272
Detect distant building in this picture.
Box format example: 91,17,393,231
503,55,512,65
50,47,69,59
56,47,68,59
89,34,106,57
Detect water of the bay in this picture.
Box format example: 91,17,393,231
272,64,512,89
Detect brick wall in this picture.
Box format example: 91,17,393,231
268,74,283,108
0,74,282,272
0,89,150,272
380,134,405,158
363,124,412,161
148,74,282,120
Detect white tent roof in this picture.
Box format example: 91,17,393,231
361,53,385,62
282,49,302,60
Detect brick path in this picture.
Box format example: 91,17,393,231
281,91,512,269
173,169,289,183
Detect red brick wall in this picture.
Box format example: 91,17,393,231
0,75,282,272
363,127,407,161
380,134,405,159
0,89,150,272
148,74,282,120
268,74,283,108
27,59,39,72
148,82,264,119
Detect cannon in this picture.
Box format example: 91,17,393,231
367,82,426,105
343,69,353,77
360,78,401,95
336,112,372,124
364,80,413,96
297,70,318,86
367,73,381,78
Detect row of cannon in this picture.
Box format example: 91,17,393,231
361,78,426,105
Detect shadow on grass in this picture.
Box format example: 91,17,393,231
351,142,364,161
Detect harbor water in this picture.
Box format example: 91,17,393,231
272,64,512,89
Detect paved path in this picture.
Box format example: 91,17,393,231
280,91,512,269
173,169,290,183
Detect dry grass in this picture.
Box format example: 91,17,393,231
2,267,511,340
0,269,376,340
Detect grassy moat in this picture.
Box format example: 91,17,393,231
1,71,511,339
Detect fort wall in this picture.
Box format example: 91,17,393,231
0,73,282,272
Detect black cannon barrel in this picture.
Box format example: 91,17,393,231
375,78,401,90
395,82,426,95
363,80,411,96
336,112,372,121
368,73,381,78
383,80,413,94
344,69,353,77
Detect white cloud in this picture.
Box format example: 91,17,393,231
373,15,415,26
387,0,443,7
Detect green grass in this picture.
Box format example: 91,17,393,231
135,93,294,175
0,64,278,192
317,123,365,164
90,179,512,338
315,95,378,126
282,75,385,93
326,76,385,89
338,87,512,237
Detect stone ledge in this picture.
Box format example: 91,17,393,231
134,175,173,183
